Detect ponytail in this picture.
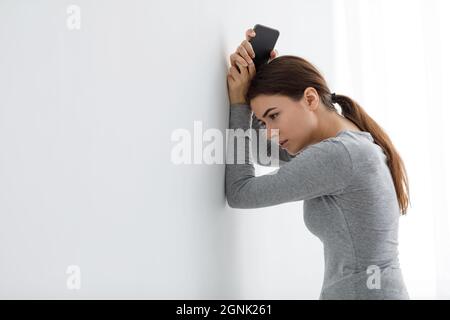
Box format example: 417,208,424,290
333,94,411,215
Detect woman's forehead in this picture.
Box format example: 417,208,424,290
252,94,300,108
252,96,298,112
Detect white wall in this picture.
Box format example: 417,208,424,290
0,0,335,299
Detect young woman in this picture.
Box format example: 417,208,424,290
225,29,410,300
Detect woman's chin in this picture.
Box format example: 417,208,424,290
285,147,295,156
282,140,302,155
285,143,302,156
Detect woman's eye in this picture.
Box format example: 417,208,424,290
269,113,279,120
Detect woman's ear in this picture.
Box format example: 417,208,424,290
303,87,320,111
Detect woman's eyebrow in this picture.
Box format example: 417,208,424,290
262,107,277,119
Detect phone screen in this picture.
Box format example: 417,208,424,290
249,24,280,71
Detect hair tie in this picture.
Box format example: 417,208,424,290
331,93,337,103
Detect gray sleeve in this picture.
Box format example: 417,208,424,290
225,104,354,209
249,107,296,167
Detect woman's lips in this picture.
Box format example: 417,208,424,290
280,139,288,148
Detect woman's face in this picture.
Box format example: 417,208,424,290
250,91,320,155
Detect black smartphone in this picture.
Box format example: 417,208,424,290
249,24,280,71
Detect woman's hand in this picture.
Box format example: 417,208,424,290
227,57,256,105
227,28,279,105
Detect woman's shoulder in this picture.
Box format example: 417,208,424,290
293,134,352,166
295,130,378,164
336,129,374,142
330,130,387,167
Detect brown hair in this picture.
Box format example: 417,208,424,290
246,55,410,215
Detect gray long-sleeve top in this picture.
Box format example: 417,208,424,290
225,103,409,300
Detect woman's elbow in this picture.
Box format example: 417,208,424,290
226,189,240,208
225,188,246,209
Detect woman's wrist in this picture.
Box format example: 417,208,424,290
229,97,247,105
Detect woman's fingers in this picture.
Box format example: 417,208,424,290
230,52,248,67
271,49,278,59
237,45,253,65
245,28,256,41
235,61,249,76
228,65,239,81
248,61,256,78
268,49,278,63
228,28,258,83
230,28,257,69
241,40,256,60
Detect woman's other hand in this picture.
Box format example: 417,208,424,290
229,28,279,68
227,28,278,105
